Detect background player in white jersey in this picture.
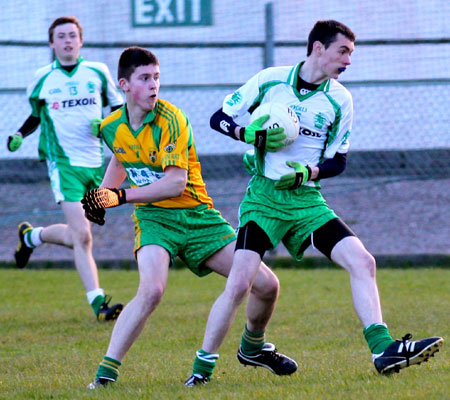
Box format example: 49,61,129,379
7,16,124,321
187,20,443,380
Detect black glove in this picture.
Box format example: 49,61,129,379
81,188,127,210
84,208,106,226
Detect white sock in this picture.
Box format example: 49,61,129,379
86,288,105,305
24,227,43,248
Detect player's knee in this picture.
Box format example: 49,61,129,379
362,252,377,278
72,227,93,248
252,273,279,301
226,279,252,306
352,250,376,279
138,284,165,312
264,274,280,300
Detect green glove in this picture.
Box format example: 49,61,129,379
7,133,23,152
275,161,311,190
90,118,103,138
243,150,256,176
239,114,286,152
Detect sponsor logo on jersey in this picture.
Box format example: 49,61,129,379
87,81,95,93
164,143,176,153
164,153,180,161
49,88,62,94
225,91,242,106
51,102,60,110
300,127,321,138
289,104,308,113
114,146,126,154
220,120,230,132
60,97,97,108
129,144,142,151
126,167,163,186
314,112,327,129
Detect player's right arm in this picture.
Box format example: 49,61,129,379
100,154,127,189
210,69,286,152
82,165,187,224
7,115,40,152
8,65,52,152
210,108,285,152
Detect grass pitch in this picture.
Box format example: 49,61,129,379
0,267,448,399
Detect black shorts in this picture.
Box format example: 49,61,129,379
237,218,355,260
298,218,356,259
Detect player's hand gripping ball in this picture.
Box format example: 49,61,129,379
240,114,286,152
250,102,300,149
275,161,311,190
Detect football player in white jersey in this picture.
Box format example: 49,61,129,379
187,20,442,382
7,16,124,321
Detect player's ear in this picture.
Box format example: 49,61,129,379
118,78,129,92
313,41,323,55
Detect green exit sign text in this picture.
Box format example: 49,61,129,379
132,0,212,26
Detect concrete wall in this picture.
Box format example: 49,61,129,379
1,0,449,158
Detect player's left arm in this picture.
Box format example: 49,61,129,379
313,92,352,180
124,166,187,203
90,65,123,138
102,63,124,109
274,152,347,190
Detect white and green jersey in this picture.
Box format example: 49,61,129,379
223,61,353,187
27,57,123,168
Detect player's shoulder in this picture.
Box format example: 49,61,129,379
102,107,124,129
33,63,53,80
257,65,292,83
80,59,111,74
326,79,353,104
156,99,185,120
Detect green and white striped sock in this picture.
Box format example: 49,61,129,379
24,227,43,248
192,349,219,379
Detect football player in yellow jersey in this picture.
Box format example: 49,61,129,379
83,47,296,389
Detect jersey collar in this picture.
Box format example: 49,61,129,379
52,56,83,77
121,102,158,138
288,61,330,99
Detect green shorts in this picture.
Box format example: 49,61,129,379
46,159,104,203
239,175,338,260
133,204,236,277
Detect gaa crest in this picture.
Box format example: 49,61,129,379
149,150,157,163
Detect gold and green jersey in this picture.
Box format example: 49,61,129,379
101,99,213,209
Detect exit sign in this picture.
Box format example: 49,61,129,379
132,0,213,26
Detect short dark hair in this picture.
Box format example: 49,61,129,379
48,16,83,43
306,20,355,56
118,47,159,81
